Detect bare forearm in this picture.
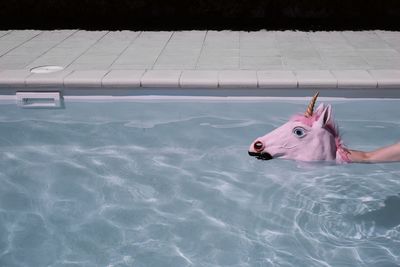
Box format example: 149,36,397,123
348,142,400,163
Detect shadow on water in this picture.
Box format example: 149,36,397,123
355,194,400,228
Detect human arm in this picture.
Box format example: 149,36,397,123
348,142,400,163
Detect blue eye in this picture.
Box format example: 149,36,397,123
293,127,306,137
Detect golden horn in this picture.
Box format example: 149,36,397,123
305,91,319,117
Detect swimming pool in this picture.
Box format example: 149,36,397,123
0,97,400,266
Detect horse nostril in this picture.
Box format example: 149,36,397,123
254,141,264,152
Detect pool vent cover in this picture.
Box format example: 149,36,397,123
16,92,61,108
30,65,64,74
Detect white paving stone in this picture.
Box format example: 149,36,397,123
324,56,370,69
240,57,283,70
141,70,182,87
102,70,145,87
331,70,377,88
0,31,42,56
219,70,257,88
27,31,108,69
180,70,219,88
0,31,11,38
0,56,35,69
0,69,31,87
196,56,240,70
64,70,109,87
240,49,280,57
369,70,400,88
295,70,337,88
283,57,326,70
26,70,73,87
257,70,297,88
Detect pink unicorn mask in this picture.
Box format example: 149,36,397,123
248,92,350,163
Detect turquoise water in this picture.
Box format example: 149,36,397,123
0,98,400,267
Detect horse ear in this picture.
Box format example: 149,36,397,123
314,104,332,128
314,103,325,115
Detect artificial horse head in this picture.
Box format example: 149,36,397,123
248,92,350,163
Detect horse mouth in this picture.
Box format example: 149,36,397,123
248,151,273,160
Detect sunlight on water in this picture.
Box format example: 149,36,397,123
0,99,400,266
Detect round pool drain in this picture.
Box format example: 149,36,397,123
30,65,64,74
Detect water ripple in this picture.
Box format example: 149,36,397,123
1,100,400,266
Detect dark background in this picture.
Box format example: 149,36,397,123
1,0,400,30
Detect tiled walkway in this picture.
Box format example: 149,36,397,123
0,30,399,89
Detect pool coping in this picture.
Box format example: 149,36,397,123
0,69,399,90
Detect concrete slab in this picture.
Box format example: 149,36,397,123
240,57,283,70
219,70,257,88
331,70,377,88
295,70,337,88
323,56,370,69
257,70,297,88
64,70,109,87
180,70,219,88
0,69,31,87
141,70,182,87
102,70,144,87
0,30,41,56
369,70,400,88
196,56,240,70
240,49,280,57
26,70,73,87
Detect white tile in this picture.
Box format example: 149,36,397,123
196,65,240,70
66,64,112,70
283,57,325,69
219,70,257,88
0,55,34,66
197,57,239,69
0,31,41,56
282,50,320,58
73,55,117,64
0,69,31,87
0,31,11,38
317,49,359,57
113,55,159,65
240,57,283,70
364,57,400,69
200,49,239,56
369,70,400,88
295,70,337,88
153,65,196,70
64,70,109,87
26,70,73,87
154,55,198,66
180,70,219,88
331,70,377,88
240,49,280,57
357,49,400,58
102,70,145,87
323,56,369,69
162,48,202,56
27,56,75,69
141,70,182,87
111,64,153,70
257,70,297,88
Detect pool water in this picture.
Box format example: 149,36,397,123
0,98,400,267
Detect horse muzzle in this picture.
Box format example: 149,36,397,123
248,151,273,160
